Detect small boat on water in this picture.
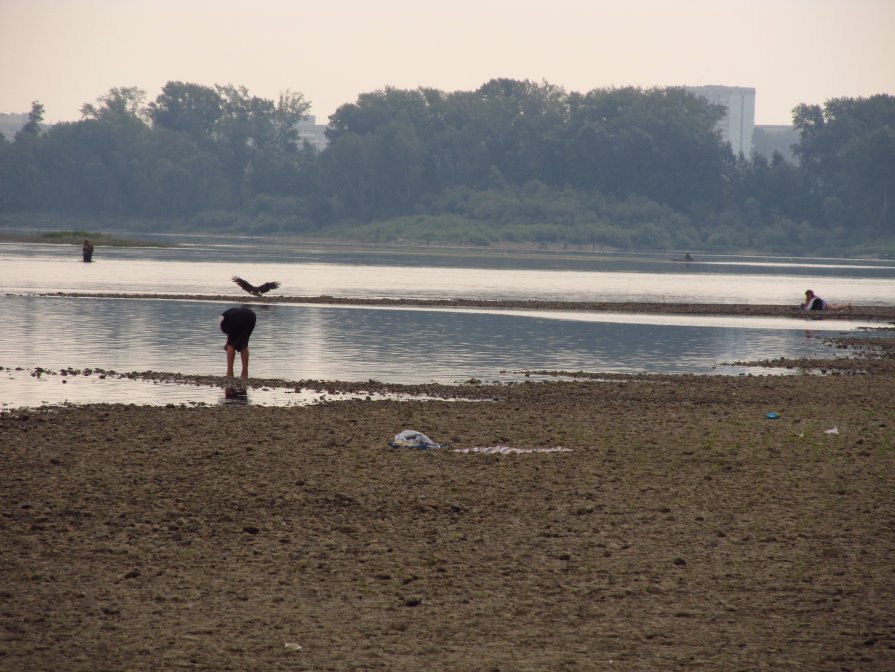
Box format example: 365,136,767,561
670,253,696,262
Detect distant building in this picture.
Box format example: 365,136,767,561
752,124,800,163
0,112,31,139
296,115,329,151
684,85,755,157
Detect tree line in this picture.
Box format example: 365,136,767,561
1,80,893,255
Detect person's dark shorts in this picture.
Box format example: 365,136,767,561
220,307,256,351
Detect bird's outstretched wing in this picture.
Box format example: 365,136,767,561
232,276,280,296
255,281,281,295
232,276,258,295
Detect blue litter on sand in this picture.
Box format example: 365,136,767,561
766,412,780,419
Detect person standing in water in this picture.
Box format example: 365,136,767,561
219,307,257,378
82,239,94,262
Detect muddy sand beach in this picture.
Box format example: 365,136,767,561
2,299,894,671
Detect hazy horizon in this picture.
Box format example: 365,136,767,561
1,0,893,127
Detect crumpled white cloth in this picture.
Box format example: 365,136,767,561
394,429,435,445
452,445,572,454
389,431,572,454
389,430,445,449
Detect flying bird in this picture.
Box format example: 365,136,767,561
232,275,281,296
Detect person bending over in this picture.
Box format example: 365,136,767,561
219,306,257,378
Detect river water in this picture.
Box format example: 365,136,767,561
2,237,893,409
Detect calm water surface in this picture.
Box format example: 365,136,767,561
3,239,895,303
2,238,892,408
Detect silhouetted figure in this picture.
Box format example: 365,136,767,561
220,306,257,378
82,239,94,262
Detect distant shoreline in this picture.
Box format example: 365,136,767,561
0,231,175,248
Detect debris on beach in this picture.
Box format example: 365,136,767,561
452,445,572,454
387,429,448,450
386,432,570,454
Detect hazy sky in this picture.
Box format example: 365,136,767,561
1,0,893,126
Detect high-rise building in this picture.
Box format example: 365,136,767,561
296,115,329,151
684,85,755,157
0,112,32,138
752,125,800,163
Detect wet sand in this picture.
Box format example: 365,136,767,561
2,310,894,671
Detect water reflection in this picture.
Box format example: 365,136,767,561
0,367,471,411
222,385,249,405
2,236,892,409
3,241,894,305
0,294,866,391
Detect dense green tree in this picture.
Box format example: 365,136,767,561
794,94,895,235
843,125,895,230
21,101,45,135
2,101,49,210
37,118,151,215
2,80,893,253
324,88,444,218
326,80,568,194
208,85,311,203
80,87,149,124
327,87,439,142
731,151,815,228
454,79,568,188
0,135,10,211
0,130,36,210
128,128,227,217
148,82,223,144
563,87,730,212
